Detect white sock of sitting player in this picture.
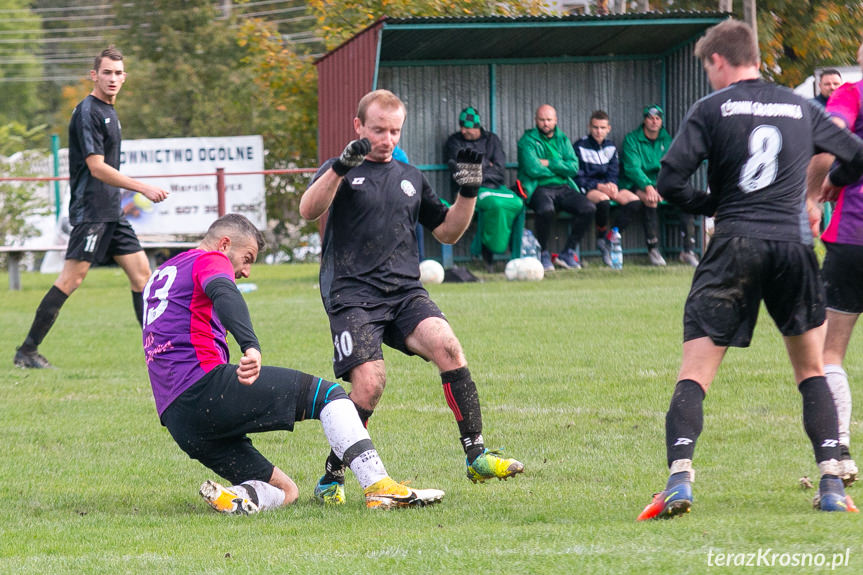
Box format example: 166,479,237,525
319,398,388,489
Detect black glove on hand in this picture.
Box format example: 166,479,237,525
332,138,371,176
453,148,483,198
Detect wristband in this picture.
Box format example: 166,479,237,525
331,160,350,177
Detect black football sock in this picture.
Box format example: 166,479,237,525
799,375,842,464
441,367,485,462
665,379,705,467
21,285,68,352
616,199,642,232
595,200,610,231
644,206,660,246
322,401,373,484
533,212,553,252
132,290,144,327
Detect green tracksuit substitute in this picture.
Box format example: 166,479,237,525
516,127,580,201
618,126,672,192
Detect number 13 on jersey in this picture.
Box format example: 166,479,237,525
142,266,177,327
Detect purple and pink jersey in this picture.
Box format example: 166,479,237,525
142,249,235,415
823,80,863,246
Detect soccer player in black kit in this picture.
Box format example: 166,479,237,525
300,89,524,504
14,47,169,369
636,20,863,520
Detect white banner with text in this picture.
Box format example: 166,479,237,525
115,135,265,235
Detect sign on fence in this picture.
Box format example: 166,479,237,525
115,135,266,234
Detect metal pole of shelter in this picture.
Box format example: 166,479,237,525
216,167,226,216
743,0,757,39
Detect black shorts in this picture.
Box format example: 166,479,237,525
328,289,447,381
822,242,863,314
528,185,593,216
683,236,825,347
160,364,311,485
66,218,142,264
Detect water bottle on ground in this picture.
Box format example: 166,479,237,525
521,229,541,261
609,227,623,270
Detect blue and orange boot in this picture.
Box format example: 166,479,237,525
637,471,692,521
813,475,858,512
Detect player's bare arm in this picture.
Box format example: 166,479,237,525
299,169,342,221
300,138,370,221
807,116,849,204
432,194,476,244
805,154,832,236
85,154,169,202
643,184,661,206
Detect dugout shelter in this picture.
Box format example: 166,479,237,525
315,11,728,263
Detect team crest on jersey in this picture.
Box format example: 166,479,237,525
401,180,417,197
352,177,365,185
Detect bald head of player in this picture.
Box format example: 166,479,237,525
199,214,265,279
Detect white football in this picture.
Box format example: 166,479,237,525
505,257,544,281
504,258,520,280
517,257,544,281
419,259,445,284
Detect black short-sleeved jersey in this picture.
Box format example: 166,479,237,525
68,94,124,226
314,158,449,311
659,78,863,245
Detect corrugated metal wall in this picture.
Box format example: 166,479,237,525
376,42,710,261
315,23,382,163
664,40,711,192
379,57,668,203
380,57,672,260
317,24,711,261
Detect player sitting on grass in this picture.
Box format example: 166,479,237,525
142,214,444,512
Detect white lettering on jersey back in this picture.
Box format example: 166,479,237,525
720,99,802,119
401,179,417,197
351,177,365,185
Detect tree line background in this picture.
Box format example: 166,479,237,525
1,0,863,247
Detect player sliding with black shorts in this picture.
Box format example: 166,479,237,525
142,214,444,512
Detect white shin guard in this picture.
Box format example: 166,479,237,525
825,364,852,447
320,398,388,489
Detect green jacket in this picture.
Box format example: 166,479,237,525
618,126,672,191
517,127,580,202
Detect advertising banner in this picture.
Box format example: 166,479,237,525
117,135,265,234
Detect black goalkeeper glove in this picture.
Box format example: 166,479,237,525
332,138,371,176
451,148,483,198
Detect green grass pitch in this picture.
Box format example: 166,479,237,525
1,262,859,574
